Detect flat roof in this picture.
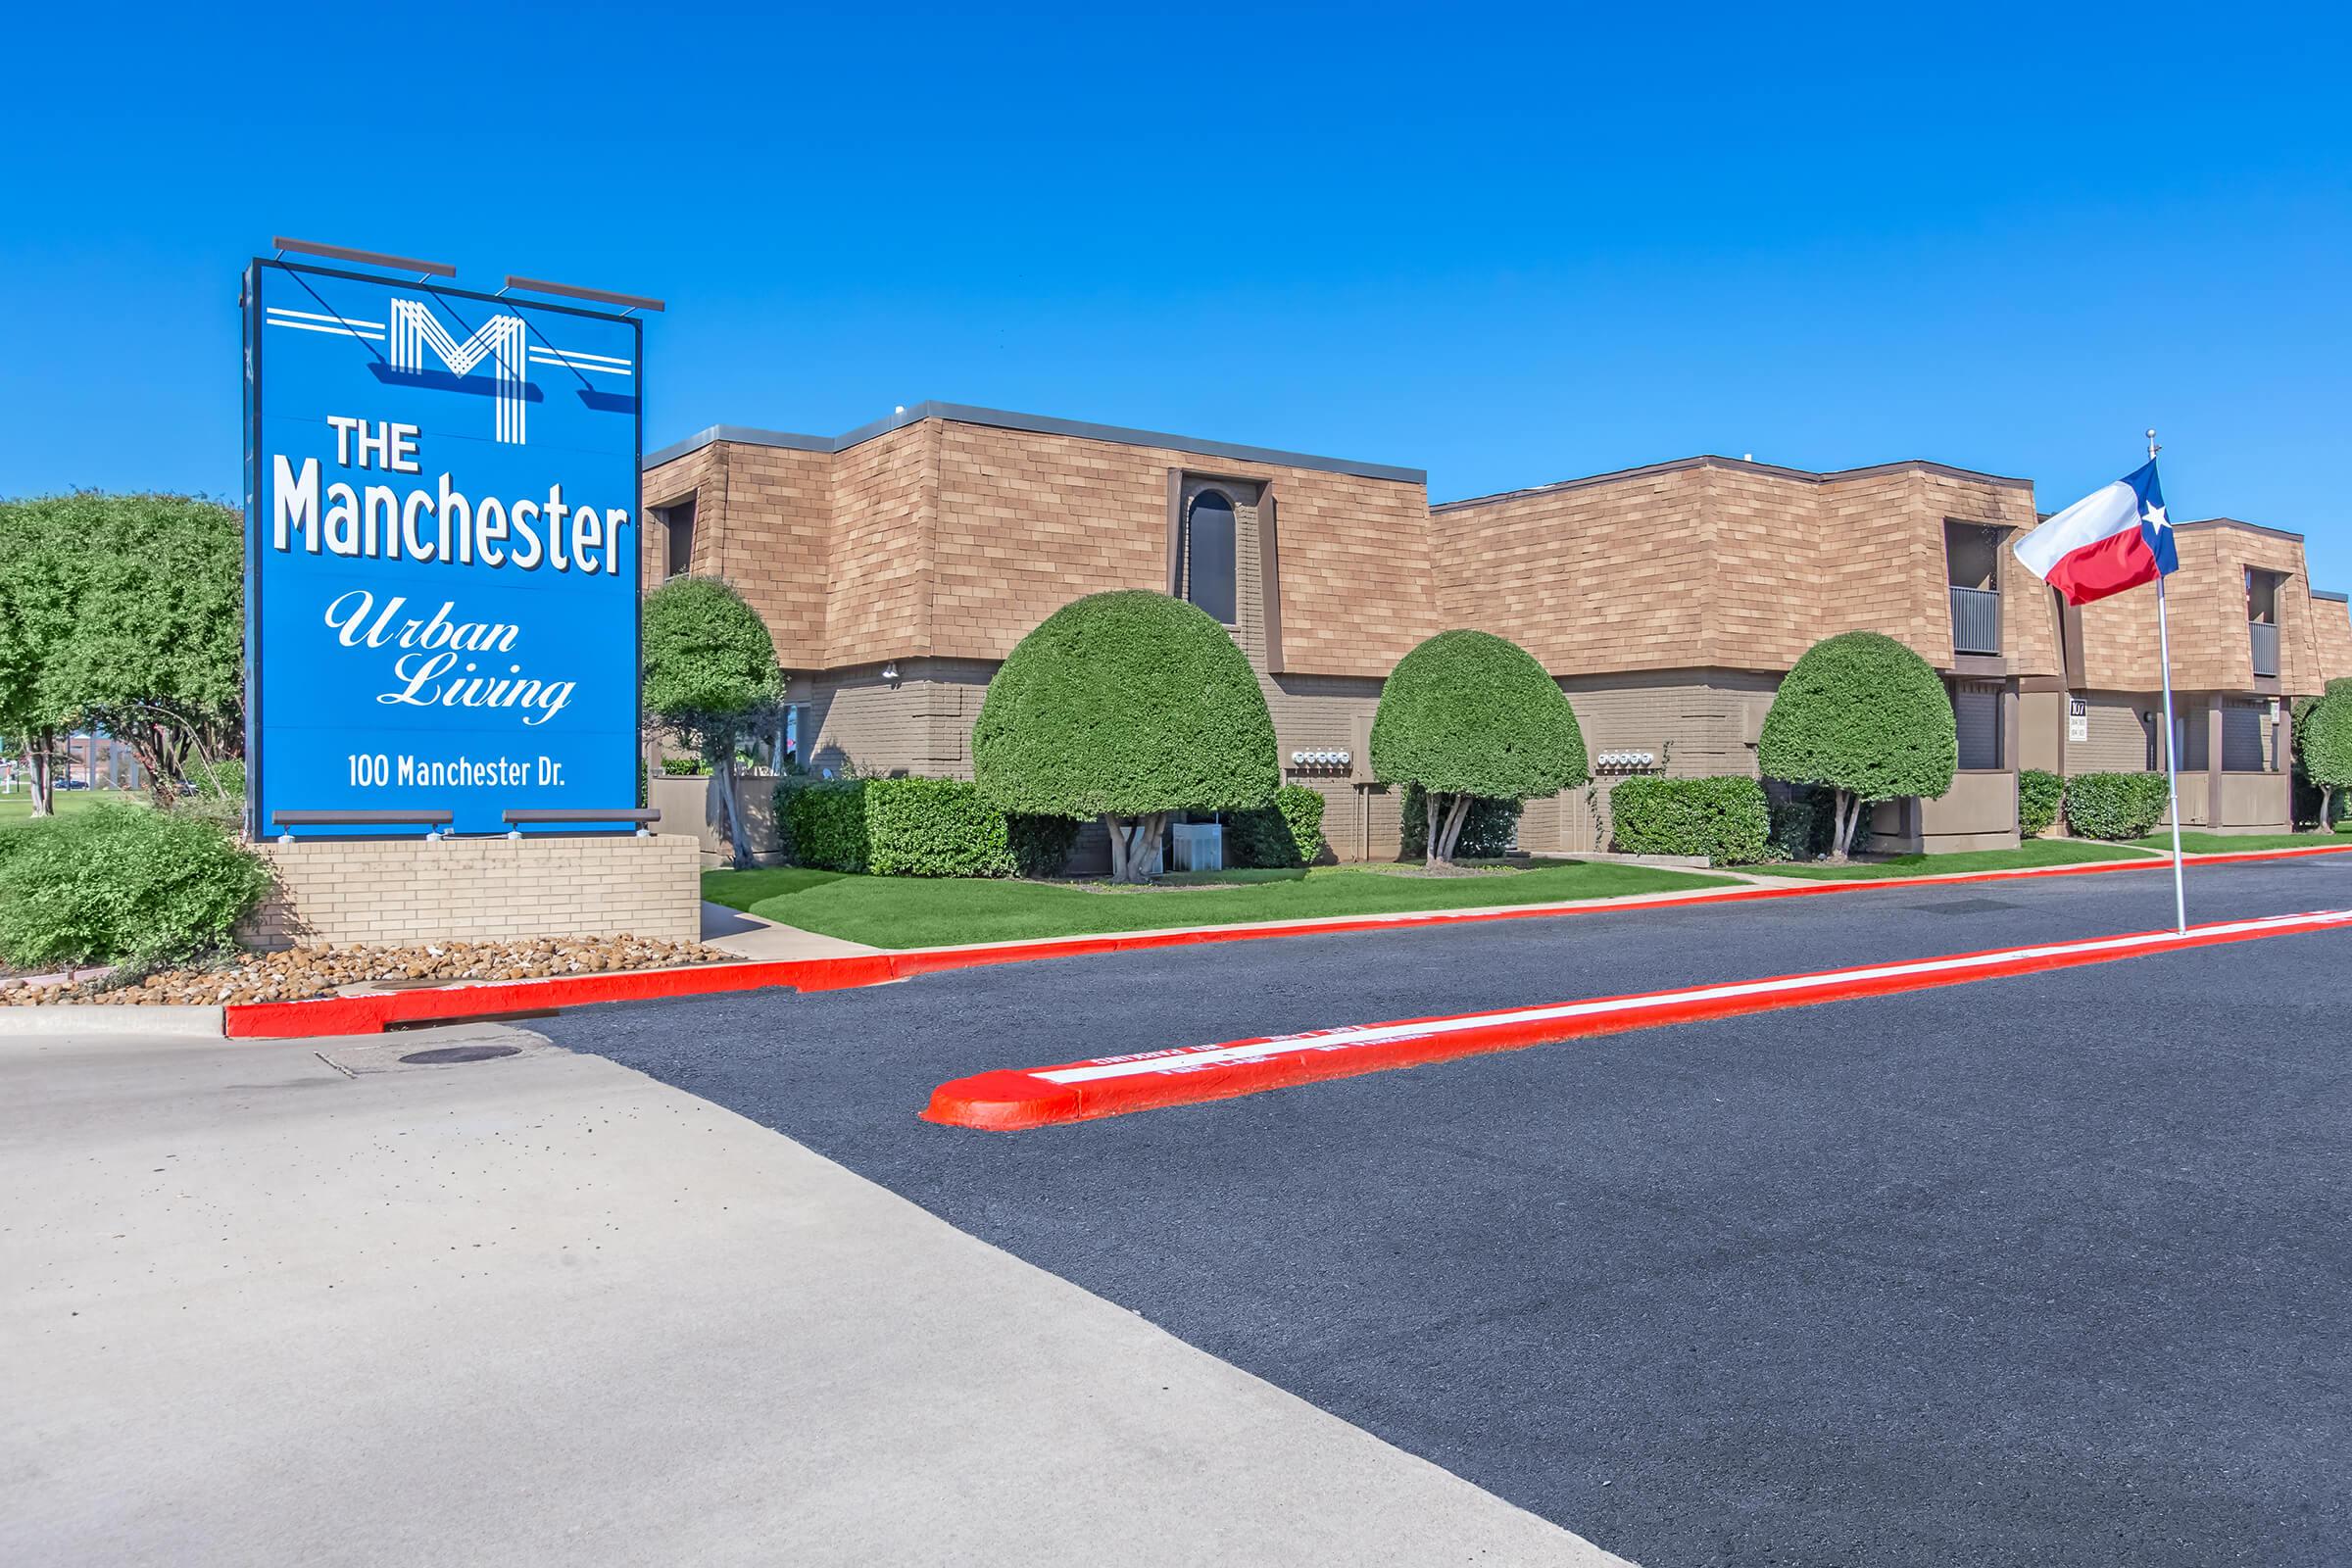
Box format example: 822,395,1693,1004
644,401,1426,485
1433,453,2034,512
2177,515,2308,544
2312,588,2347,604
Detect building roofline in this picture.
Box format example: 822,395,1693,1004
2176,515,2308,545
1432,453,2034,513
2312,588,2348,604
644,401,1427,485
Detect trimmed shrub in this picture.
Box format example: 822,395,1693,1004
1760,631,1957,858
2295,691,2352,828
660,756,711,775
1609,775,1770,865
0,807,272,969
864,778,1017,877
777,778,870,871
1372,629,1587,864
1399,786,1522,860
776,777,1083,878
1227,784,1328,868
2064,771,2172,840
974,591,1278,881
2019,768,2064,837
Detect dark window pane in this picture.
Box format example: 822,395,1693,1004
664,500,697,578
2222,702,2268,771
1952,681,2002,770
1186,492,1237,624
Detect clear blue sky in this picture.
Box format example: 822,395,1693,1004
7,4,2348,580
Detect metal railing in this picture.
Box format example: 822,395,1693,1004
1949,586,2002,656
2250,620,2280,678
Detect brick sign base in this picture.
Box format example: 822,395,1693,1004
241,834,703,951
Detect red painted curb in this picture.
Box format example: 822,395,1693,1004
220,842,2352,1039
921,906,2352,1130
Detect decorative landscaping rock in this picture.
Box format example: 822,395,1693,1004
0,936,739,1008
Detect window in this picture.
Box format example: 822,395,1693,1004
2245,567,2280,625
1950,680,2003,770
2222,700,2271,772
661,499,697,579
1183,490,1237,624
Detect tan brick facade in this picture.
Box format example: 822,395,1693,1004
643,405,2325,856
2315,594,2352,686
243,835,703,949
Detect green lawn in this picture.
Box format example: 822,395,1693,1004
1733,839,2158,881
704,859,1737,949
0,788,147,827
2128,831,2352,854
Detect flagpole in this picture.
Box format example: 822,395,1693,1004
2149,428,2187,934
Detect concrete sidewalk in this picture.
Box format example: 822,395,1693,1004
0,1023,1628,1567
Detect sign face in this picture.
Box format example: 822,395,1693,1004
242,261,641,836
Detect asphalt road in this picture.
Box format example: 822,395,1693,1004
541,858,2352,1566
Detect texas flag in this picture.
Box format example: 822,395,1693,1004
2014,459,2180,606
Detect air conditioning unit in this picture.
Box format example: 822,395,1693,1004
1169,822,1224,872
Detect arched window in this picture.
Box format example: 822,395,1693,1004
1185,491,1237,624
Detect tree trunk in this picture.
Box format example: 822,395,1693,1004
2322,785,2334,832
1830,790,1857,860
1441,793,1473,864
712,759,750,868
26,733,54,817
1102,813,1130,881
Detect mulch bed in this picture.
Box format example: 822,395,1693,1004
0,936,741,1007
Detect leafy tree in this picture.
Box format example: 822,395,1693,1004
0,494,245,813
1371,629,1588,865
643,576,785,867
2296,690,2352,828
973,590,1277,882
1759,631,1957,859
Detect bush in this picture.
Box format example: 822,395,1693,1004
974,590,1278,881
865,778,1018,878
2295,691,2352,827
777,778,871,871
1608,775,1770,865
0,807,272,969
1372,629,1587,864
1400,785,1522,859
777,777,1082,878
660,756,711,776
1227,784,1328,868
1760,631,1957,858
2018,768,2063,836
2064,771,2173,840
174,757,248,834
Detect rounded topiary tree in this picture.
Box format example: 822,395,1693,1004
973,590,1278,882
1370,629,1589,866
2296,689,2352,829
1759,631,1956,859
643,576,785,868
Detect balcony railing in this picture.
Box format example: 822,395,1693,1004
2250,620,2280,678
1949,586,2002,656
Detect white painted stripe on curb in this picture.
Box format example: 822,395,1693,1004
0,1004,225,1037
1035,907,2352,1087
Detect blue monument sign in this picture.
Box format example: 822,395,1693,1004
241,260,642,837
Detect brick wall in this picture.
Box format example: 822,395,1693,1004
2042,519,2324,696
242,834,703,950
2315,599,2352,685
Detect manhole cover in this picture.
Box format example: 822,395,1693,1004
397,1044,523,1065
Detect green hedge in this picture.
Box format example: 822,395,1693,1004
2064,771,2172,840
1399,785,1520,859
1608,775,1769,865
777,777,1080,878
1227,784,1328,868
0,807,272,969
2019,768,2064,836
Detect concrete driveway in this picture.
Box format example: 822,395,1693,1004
0,1024,1623,1567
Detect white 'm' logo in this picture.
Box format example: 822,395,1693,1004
387,300,529,445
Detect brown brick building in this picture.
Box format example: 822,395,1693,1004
640,404,2329,858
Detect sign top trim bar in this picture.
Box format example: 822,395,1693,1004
270,236,457,278
502,274,666,313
